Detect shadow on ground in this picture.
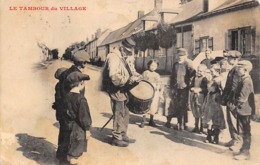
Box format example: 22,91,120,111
16,133,58,165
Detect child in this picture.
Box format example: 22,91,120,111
53,67,68,121
233,60,255,160
202,64,226,144
140,59,162,128
190,64,208,133
58,72,92,164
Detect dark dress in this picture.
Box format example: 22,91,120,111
202,76,226,130
59,92,92,158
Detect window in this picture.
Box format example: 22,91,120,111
227,26,256,56
195,36,213,55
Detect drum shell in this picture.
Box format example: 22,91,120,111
126,80,155,114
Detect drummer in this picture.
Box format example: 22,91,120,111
101,37,141,147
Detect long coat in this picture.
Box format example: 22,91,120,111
61,92,92,157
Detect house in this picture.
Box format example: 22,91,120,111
85,28,111,63
168,0,260,58
97,0,164,62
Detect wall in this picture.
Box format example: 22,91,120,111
193,6,260,54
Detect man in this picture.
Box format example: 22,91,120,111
221,50,242,152
102,37,140,147
200,48,212,69
55,51,90,163
166,48,195,130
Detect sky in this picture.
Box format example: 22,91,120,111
1,0,180,52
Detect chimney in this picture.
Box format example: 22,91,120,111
138,10,145,18
92,34,94,40
86,37,89,43
154,0,162,10
203,0,209,12
96,28,101,38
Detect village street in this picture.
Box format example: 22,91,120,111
1,59,260,165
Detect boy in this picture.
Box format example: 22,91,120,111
190,64,208,133
58,72,92,164
233,60,255,160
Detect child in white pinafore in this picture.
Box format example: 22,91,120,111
140,59,162,128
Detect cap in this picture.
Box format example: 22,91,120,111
66,72,90,87
224,50,242,58
177,48,188,56
237,60,253,72
73,50,90,62
122,37,136,52
210,57,224,65
54,67,67,80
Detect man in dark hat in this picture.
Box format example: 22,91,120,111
55,51,91,162
102,37,140,147
221,50,243,152
166,48,195,130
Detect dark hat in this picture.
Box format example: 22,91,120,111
177,48,188,56
122,37,136,52
73,50,90,62
66,72,90,87
237,60,252,72
54,67,67,80
224,50,242,58
210,57,224,65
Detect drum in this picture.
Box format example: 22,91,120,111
127,80,155,114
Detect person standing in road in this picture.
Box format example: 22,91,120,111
55,51,90,162
102,37,141,147
233,60,255,160
165,48,195,130
221,50,242,152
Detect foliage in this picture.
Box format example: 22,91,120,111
157,23,176,49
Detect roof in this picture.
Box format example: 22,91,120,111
168,0,258,25
99,10,157,47
169,0,204,25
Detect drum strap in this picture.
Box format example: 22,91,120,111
120,57,133,77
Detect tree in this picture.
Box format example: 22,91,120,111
157,23,176,71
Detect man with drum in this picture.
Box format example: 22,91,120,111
102,37,140,147
166,48,195,130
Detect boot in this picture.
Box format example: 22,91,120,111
199,119,204,133
164,117,172,128
139,116,146,128
213,128,220,144
123,135,136,143
192,118,199,133
148,115,157,127
205,129,213,143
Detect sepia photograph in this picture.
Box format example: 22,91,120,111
1,0,260,164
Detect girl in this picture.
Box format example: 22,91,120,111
140,59,162,128
202,64,226,144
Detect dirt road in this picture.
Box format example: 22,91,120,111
1,60,260,165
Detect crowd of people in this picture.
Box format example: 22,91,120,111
52,36,256,164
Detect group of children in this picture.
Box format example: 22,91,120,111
52,49,255,163
134,50,255,160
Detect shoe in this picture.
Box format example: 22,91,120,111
148,120,157,127
234,152,250,160
123,136,136,143
191,127,200,133
164,122,171,128
139,122,145,128
112,138,129,147
225,139,234,147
